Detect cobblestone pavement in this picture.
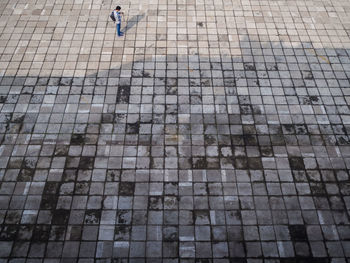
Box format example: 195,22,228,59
0,0,350,261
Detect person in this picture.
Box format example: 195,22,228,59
114,6,124,36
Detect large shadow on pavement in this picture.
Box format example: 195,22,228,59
0,35,349,260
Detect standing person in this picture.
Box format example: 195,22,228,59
114,6,124,36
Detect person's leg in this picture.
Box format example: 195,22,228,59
117,23,120,35
119,23,123,36
117,23,123,36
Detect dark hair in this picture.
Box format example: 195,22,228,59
116,6,121,10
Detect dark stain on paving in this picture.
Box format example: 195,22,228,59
288,225,308,241
234,157,248,169
84,210,101,224
74,182,89,194
193,157,208,169
0,96,7,103
60,77,73,86
248,157,263,169
260,146,273,157
164,182,178,195
119,182,135,196
17,169,35,182
63,169,77,181
115,225,131,240
58,141,72,156
116,85,131,104
32,225,50,241
167,78,177,87
340,183,350,195
116,210,132,225
310,183,326,195
78,157,94,169
43,182,60,195
49,225,66,241
0,225,17,240
148,196,163,210
52,209,70,224
204,134,217,145
166,86,177,95
243,63,256,71
302,95,320,105
126,122,140,134
194,210,210,224
243,135,258,145
288,157,305,170
163,226,178,241
71,134,85,145
102,113,115,123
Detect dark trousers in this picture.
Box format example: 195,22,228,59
116,23,122,36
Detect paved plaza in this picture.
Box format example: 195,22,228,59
0,0,350,261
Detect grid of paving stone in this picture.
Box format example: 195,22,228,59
0,0,350,261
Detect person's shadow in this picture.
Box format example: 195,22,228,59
123,13,145,33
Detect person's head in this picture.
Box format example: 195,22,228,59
116,6,121,11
